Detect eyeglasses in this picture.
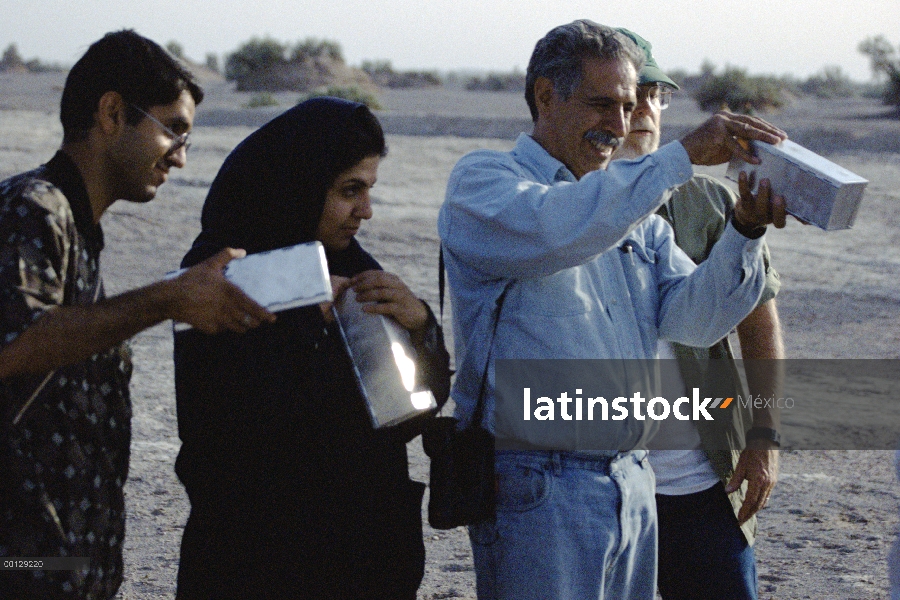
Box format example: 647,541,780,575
129,104,191,154
637,85,673,110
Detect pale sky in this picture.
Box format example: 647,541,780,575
2,0,897,82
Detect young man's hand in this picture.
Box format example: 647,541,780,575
170,248,276,333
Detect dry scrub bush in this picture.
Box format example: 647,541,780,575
305,86,382,110
361,60,441,89
694,66,791,113
225,37,374,93
859,36,900,109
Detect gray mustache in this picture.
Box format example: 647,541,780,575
583,130,623,149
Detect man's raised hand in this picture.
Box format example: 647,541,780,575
681,110,787,166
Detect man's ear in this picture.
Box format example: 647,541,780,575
533,76,558,121
95,91,127,136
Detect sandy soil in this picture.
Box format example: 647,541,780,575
2,72,900,599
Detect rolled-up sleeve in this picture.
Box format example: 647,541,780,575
656,220,767,347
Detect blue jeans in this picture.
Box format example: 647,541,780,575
469,450,657,600
656,482,758,600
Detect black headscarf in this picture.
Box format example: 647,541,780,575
181,96,383,278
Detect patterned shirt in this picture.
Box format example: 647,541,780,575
0,152,132,599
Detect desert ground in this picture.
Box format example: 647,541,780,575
2,71,900,599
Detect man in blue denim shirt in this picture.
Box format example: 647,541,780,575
438,20,789,600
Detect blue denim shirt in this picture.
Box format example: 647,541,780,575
438,134,767,449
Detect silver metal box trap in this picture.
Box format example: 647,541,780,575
335,292,437,428
726,139,868,230
170,241,332,330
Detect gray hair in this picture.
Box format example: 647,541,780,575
525,20,645,121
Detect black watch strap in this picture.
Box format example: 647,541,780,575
746,426,781,447
730,215,767,239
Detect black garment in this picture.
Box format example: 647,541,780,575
0,152,132,599
173,98,450,599
656,482,758,600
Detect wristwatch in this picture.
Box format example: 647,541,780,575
730,214,767,239
746,426,781,447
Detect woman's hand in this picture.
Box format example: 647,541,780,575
319,275,351,323
349,270,428,333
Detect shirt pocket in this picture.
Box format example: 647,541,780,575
621,242,657,289
619,242,660,327
512,269,594,317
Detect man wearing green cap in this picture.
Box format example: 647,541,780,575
613,28,783,600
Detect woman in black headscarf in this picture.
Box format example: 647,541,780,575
173,97,450,600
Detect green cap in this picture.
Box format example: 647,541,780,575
615,27,680,90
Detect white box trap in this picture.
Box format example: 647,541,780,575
335,291,437,428
725,139,868,231
170,241,332,330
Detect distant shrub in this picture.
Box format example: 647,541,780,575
694,66,791,113
859,82,887,99
0,43,64,73
306,85,382,110
859,35,900,108
225,38,287,86
667,61,716,94
166,41,185,60
291,39,343,63
465,71,526,93
0,44,24,71
361,60,442,89
22,59,64,73
244,92,279,108
205,53,220,74
361,60,391,77
225,37,373,93
799,66,856,99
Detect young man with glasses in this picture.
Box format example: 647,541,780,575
613,28,783,600
0,30,273,599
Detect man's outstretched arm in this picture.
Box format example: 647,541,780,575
0,248,275,379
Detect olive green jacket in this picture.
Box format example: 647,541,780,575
657,174,781,545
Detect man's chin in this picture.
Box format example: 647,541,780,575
582,146,616,174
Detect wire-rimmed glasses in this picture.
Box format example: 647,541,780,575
129,104,191,154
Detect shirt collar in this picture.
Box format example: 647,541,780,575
43,151,104,252
511,133,577,184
